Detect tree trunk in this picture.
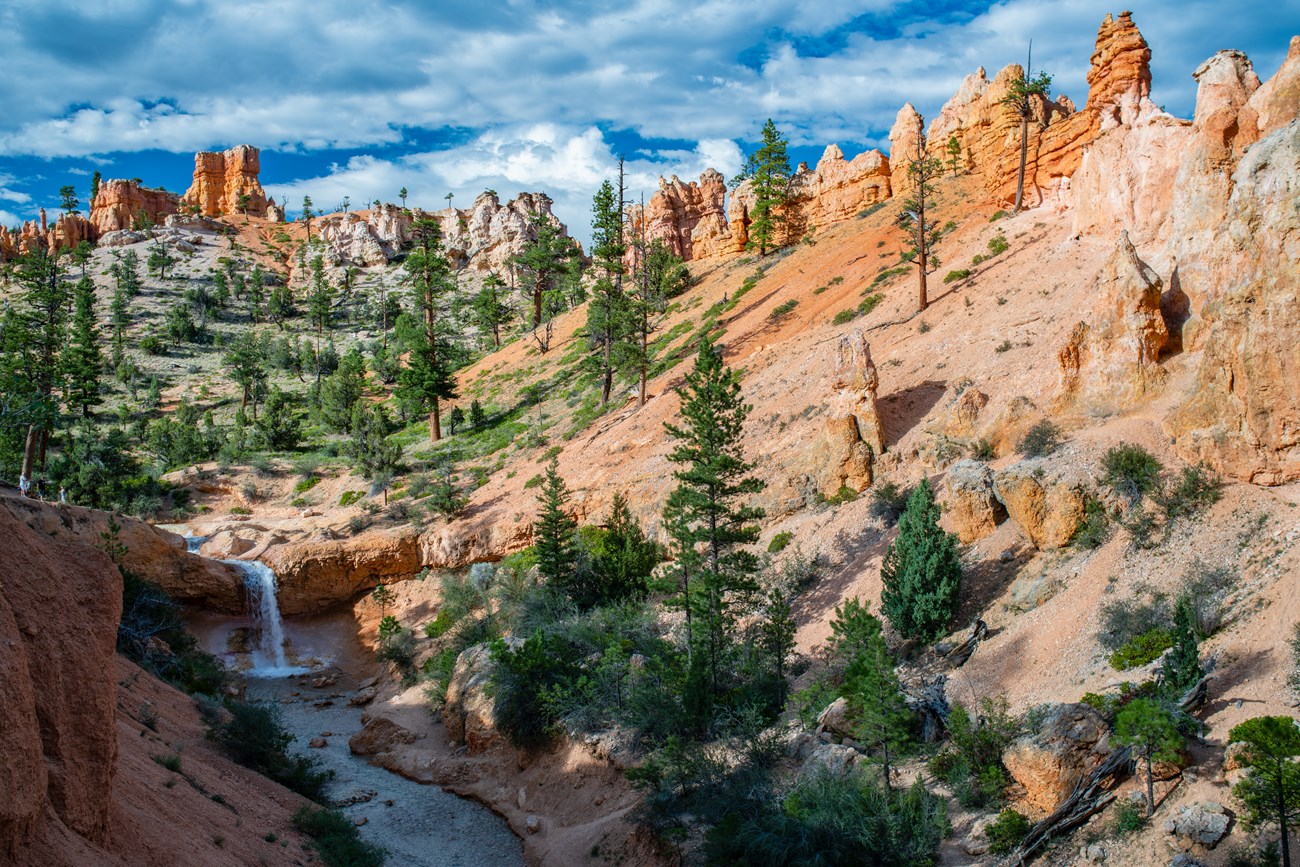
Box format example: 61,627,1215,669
1014,113,1030,212
602,341,612,404
1145,753,1155,817
430,400,442,443
21,427,40,482
533,286,543,328
1281,785,1292,867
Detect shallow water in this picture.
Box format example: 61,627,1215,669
246,667,523,866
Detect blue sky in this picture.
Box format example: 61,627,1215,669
1,0,1297,246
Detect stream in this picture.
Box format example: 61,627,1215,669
181,537,524,866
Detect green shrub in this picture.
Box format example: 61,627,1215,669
832,309,857,325
767,531,794,554
118,570,229,696
869,481,910,526
1112,798,1147,836
943,269,971,284
229,505,252,515
490,632,581,750
987,232,1009,256
153,753,182,773
1109,628,1174,671
1098,594,1173,651
989,210,1009,222
929,698,1019,808
339,490,364,507
970,438,995,461
1101,444,1163,501
292,805,385,867
208,701,331,800
857,293,884,315
1156,464,1222,519
1018,420,1063,457
995,339,1013,353
986,809,1032,854
294,476,321,494
1072,498,1111,549
769,299,798,319
523,473,543,489
818,485,859,506
857,202,887,220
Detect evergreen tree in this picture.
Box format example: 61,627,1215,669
586,171,630,404
585,491,659,607
347,402,401,478
147,241,175,279
946,134,962,176
1000,49,1053,212
1230,716,1300,867
664,337,766,708
897,142,944,313
880,479,962,642
212,269,231,309
307,254,334,341
90,171,102,205
397,217,457,442
534,456,577,591
1114,698,1183,817
109,280,130,365
732,119,792,257
1162,596,1203,698
759,586,797,708
69,240,94,277
63,276,103,417
318,348,367,432
399,187,408,208
255,386,303,451
428,463,466,517
447,405,466,435
845,627,912,790
59,184,80,214
9,249,69,479
513,214,578,348
224,331,268,420
301,195,314,242
469,398,487,429
470,273,512,349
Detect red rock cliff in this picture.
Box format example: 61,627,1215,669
182,144,269,217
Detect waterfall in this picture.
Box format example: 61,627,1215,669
228,559,293,673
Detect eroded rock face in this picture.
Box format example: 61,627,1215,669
0,499,120,861
789,145,891,228
90,179,180,235
443,639,522,755
0,494,243,613
1003,703,1111,815
262,526,421,615
181,145,268,218
820,331,885,496
627,170,731,261
888,103,926,194
993,459,1089,550
1057,232,1169,410
945,460,1006,544
1168,121,1300,485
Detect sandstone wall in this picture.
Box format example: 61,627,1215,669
181,144,269,218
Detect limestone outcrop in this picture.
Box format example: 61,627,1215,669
1056,232,1169,410
443,639,521,755
0,492,244,613
89,179,180,234
0,498,119,862
819,331,885,496
993,459,1089,550
788,145,891,229
888,103,926,194
261,525,421,615
626,170,731,261
945,460,1006,544
1003,703,1112,815
181,144,269,218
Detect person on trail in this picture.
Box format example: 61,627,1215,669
18,474,29,497
59,487,67,504
36,478,47,501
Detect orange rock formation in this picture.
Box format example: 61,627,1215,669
181,144,269,217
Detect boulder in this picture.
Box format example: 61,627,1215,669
1003,703,1112,814
993,460,1090,549
801,743,862,778
945,460,1006,543
199,530,255,559
442,639,522,755
1164,802,1231,852
348,717,418,757
262,526,420,615
815,697,854,739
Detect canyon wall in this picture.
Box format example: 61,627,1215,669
181,144,269,218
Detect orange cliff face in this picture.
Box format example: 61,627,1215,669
89,179,180,235
181,144,270,218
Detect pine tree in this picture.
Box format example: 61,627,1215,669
534,456,577,591
897,141,945,313
759,587,797,708
347,402,400,478
64,276,103,417
623,217,689,406
307,254,334,342
399,187,408,208
224,331,267,420
397,217,457,442
946,135,962,176
301,196,314,242
586,170,630,404
732,119,792,257
1230,716,1300,867
845,627,912,790
147,241,174,279
318,348,367,432
1114,698,1183,817
59,184,80,214
1000,48,1053,213
109,280,130,365
586,491,659,607
1162,596,1203,698
90,171,102,205
880,478,962,642
12,249,69,479
664,337,766,706
513,214,578,349
255,386,303,451
470,273,512,349
447,405,466,435
469,398,487,429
